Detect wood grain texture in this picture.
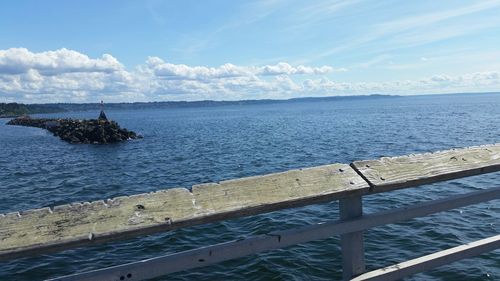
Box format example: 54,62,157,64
352,234,500,281
351,143,500,192
0,164,367,260
3,144,499,261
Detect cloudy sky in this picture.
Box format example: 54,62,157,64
1,0,500,103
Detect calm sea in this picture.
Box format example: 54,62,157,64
0,93,499,280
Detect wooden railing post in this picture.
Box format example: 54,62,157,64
340,196,365,280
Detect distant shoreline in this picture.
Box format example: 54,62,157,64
3,94,400,116
2,91,499,116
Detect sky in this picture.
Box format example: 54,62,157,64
1,0,500,103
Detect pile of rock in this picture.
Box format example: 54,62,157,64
7,115,142,144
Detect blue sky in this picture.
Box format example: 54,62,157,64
1,0,500,103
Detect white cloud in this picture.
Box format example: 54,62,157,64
303,0,500,63
0,48,123,75
374,0,500,35
0,48,499,103
147,57,252,80
302,71,500,95
146,57,337,80
257,62,337,75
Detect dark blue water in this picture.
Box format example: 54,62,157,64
0,94,499,280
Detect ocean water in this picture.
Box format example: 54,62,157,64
0,93,499,281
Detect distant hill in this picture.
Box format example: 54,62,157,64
44,94,400,112
4,93,500,115
2,95,402,116
0,103,66,118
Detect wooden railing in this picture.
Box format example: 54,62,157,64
1,143,499,280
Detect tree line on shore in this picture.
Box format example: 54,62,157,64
0,103,65,118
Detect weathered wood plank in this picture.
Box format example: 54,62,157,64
0,164,367,260
340,196,365,280
3,144,500,261
192,164,368,218
352,234,500,281
48,187,500,281
351,143,500,192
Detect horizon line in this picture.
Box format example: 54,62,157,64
3,91,500,105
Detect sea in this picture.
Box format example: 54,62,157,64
0,93,499,280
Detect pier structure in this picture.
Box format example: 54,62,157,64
1,144,499,280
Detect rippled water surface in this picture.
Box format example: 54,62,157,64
1,93,499,280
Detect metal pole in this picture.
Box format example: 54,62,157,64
340,196,365,280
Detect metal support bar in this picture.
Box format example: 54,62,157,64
352,234,500,281
340,196,365,280
48,187,500,281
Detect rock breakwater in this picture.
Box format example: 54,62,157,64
7,116,142,144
